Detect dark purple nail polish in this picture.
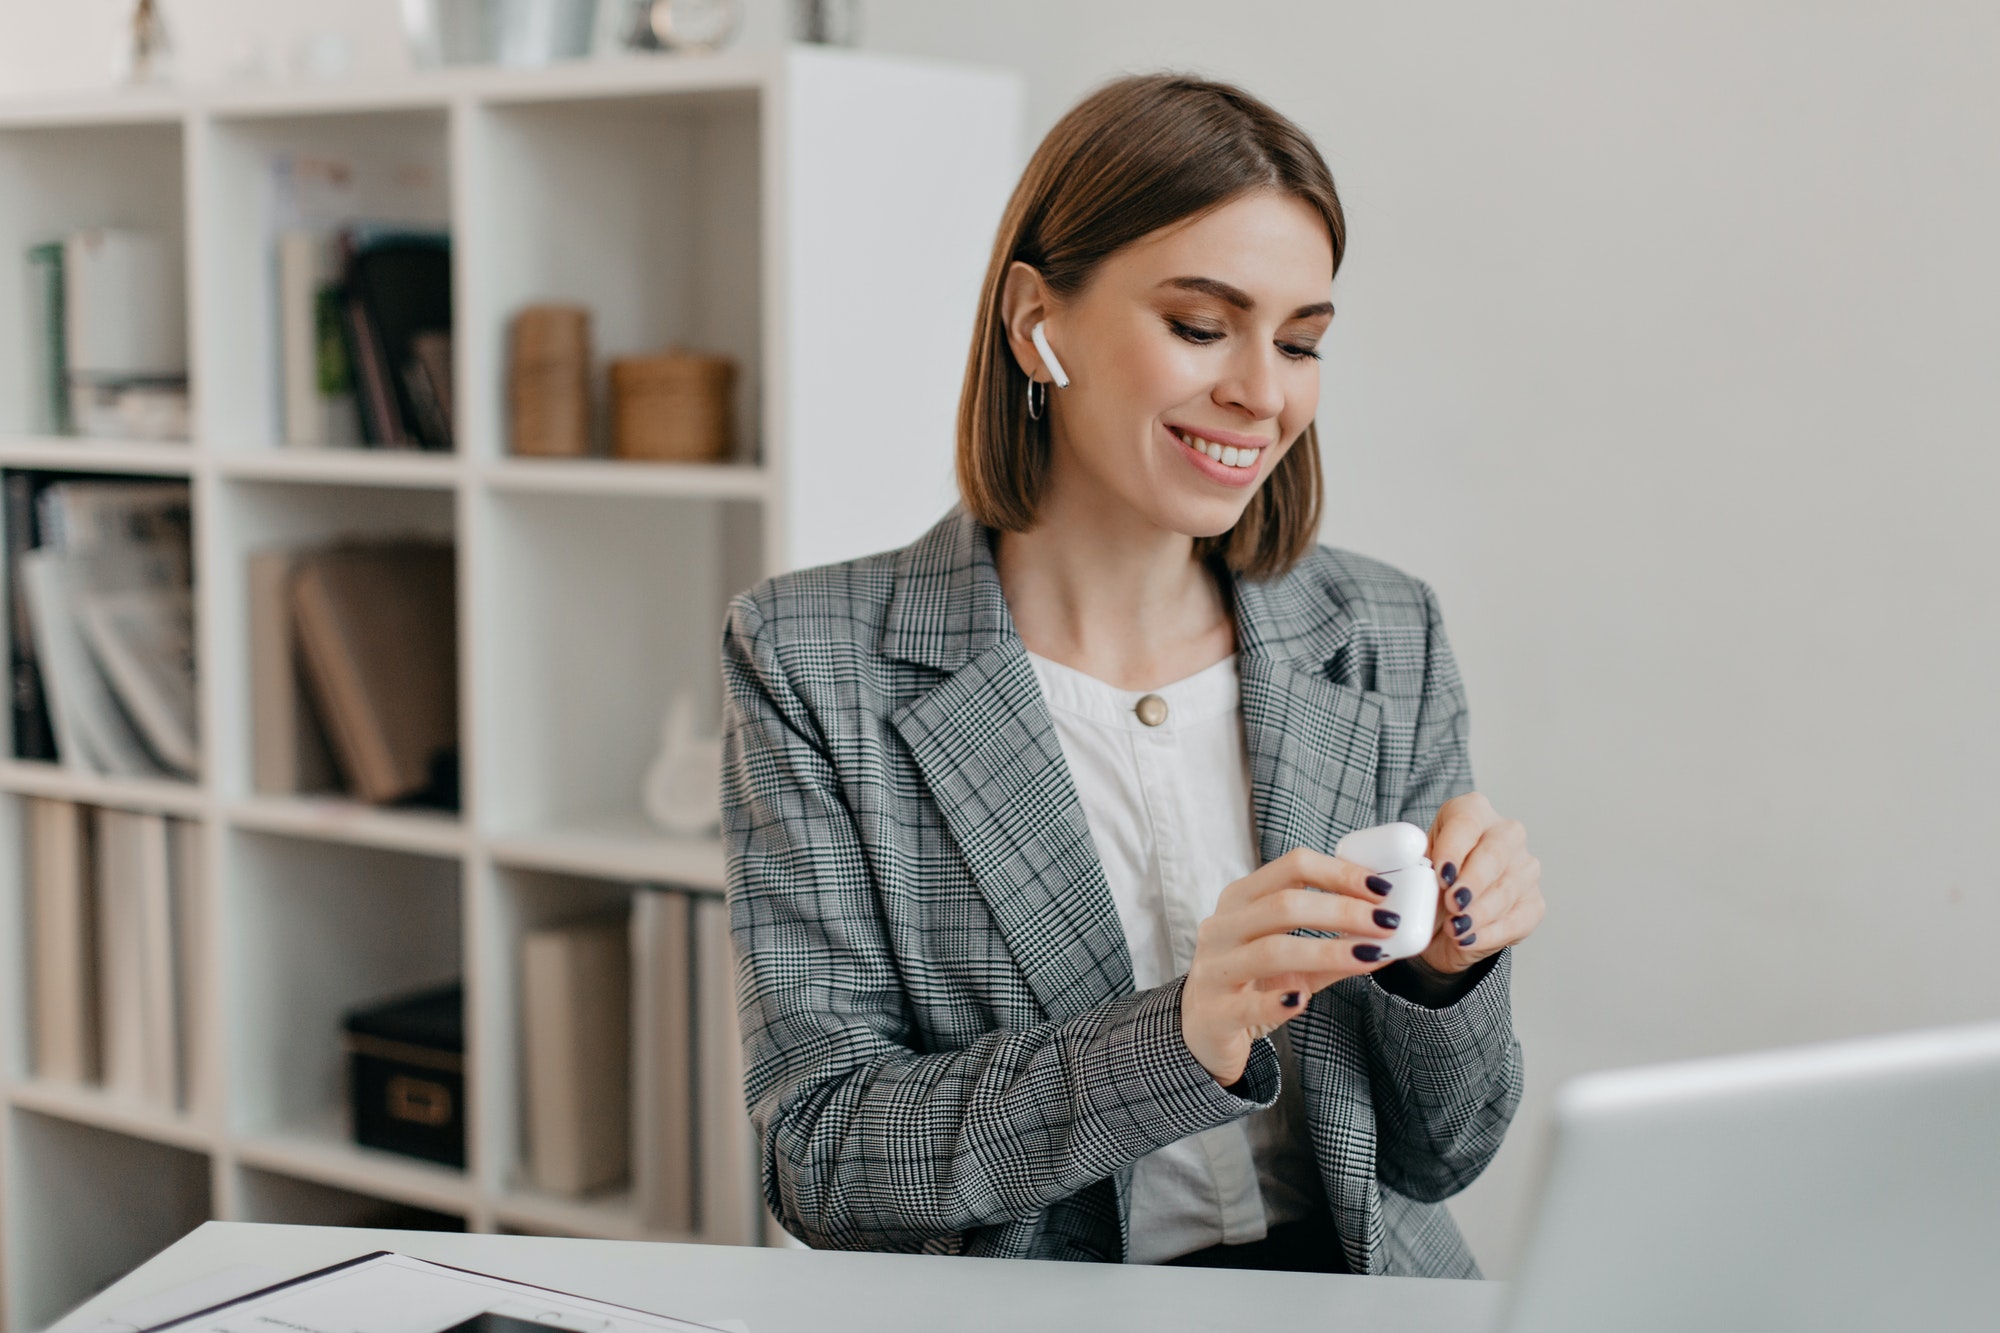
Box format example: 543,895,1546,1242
1457,932,1477,948
1451,914,1473,935
1281,991,1302,1008
1365,875,1393,895
1441,863,1457,886
1373,909,1401,930
1352,943,1384,962
1454,886,1472,909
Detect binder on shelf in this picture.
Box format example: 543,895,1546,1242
694,892,760,1244
94,806,176,1107
247,547,341,795
522,916,633,1197
168,817,206,1113
27,796,99,1085
291,541,458,807
632,886,695,1232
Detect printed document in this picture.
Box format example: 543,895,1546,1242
143,1252,734,1333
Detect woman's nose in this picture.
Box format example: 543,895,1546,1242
1215,347,1286,422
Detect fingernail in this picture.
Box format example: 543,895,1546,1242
1451,914,1473,935
1457,932,1478,948
1365,875,1393,895
1352,944,1384,962
1373,909,1400,930
1281,991,1302,1008
1454,886,1472,909
1441,863,1457,886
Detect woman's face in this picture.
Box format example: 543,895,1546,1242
1023,189,1335,541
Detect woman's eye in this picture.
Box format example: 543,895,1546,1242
1278,342,1323,362
1167,318,1224,345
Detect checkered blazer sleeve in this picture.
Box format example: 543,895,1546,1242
720,593,1284,1252
1365,579,1525,1203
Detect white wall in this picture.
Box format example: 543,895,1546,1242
6,0,1999,1278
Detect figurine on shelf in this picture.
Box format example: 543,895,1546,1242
613,0,741,54
643,690,722,835
119,0,174,85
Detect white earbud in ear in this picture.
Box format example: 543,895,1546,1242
1031,320,1070,389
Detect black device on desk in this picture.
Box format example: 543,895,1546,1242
342,982,465,1168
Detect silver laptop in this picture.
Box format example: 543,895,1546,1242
1502,1020,2000,1332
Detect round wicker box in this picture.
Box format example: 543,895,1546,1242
609,349,736,462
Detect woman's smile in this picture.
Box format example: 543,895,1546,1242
1166,423,1274,487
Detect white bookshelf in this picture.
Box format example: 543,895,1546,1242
0,49,1020,1332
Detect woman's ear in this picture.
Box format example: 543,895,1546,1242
1000,260,1056,382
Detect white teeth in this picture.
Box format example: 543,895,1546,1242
1180,430,1258,469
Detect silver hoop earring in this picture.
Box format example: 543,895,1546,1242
1026,377,1046,421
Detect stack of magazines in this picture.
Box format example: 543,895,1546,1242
5,473,198,780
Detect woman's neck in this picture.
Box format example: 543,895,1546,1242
993,486,1237,692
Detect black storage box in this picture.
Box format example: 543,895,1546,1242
342,982,465,1169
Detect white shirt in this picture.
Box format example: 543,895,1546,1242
1026,649,1326,1265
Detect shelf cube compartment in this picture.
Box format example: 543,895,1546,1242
476,489,757,841
224,830,463,1159
234,1164,465,1231
194,109,452,455
480,866,634,1206
461,90,760,464
0,119,189,442
4,1109,210,1331
210,479,461,810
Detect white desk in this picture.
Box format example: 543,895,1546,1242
58,1224,1506,1333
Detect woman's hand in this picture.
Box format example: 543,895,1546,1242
1418,793,1545,975
1181,848,1398,1086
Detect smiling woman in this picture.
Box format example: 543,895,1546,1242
721,73,1544,1278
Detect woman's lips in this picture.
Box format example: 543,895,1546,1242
1169,425,1266,488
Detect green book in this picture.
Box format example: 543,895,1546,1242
26,242,68,435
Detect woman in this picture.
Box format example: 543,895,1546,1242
720,73,1545,1277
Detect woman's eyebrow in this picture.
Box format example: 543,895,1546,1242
1159,276,1333,320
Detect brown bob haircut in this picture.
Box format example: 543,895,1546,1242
956,73,1347,581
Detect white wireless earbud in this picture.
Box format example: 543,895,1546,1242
1030,320,1070,389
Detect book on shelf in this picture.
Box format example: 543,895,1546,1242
20,550,162,778
522,915,634,1197
247,547,342,794
26,796,100,1085
291,540,458,807
277,230,362,448
694,892,760,1244
6,471,57,761
341,231,453,451
26,242,69,434
632,886,695,1232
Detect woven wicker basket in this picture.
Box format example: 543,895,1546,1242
507,304,593,457
609,349,736,462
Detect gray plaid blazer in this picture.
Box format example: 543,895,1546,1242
719,504,1522,1276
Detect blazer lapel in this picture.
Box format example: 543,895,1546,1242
885,509,1134,1024
1227,561,1386,862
